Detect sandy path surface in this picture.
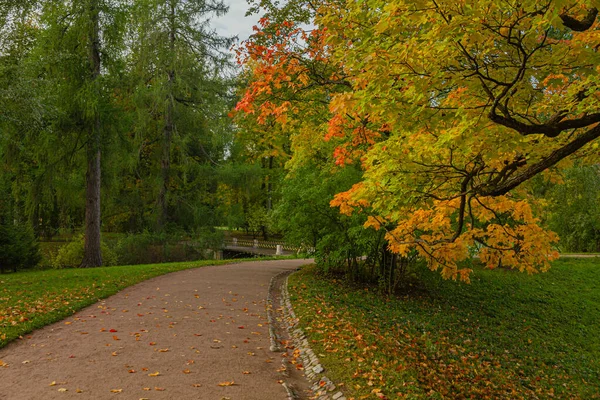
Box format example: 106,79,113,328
0,259,312,400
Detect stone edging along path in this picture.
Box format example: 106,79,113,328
268,268,347,400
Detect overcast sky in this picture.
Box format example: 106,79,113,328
211,0,259,44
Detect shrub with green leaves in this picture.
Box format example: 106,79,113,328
0,221,41,273
51,234,118,268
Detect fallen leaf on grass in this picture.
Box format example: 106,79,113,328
217,381,235,387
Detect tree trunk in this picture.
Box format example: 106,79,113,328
80,0,102,268
157,0,176,231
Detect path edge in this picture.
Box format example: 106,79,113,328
274,270,347,400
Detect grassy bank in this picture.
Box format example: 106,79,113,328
289,259,600,399
0,258,278,348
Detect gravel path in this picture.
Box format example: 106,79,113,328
0,259,312,400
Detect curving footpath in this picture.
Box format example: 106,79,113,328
0,259,313,400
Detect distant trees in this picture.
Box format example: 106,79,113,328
0,0,235,268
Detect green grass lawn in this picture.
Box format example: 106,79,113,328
0,258,273,348
289,259,600,399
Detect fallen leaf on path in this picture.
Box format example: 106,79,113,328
111,352,118,356
148,371,160,377
128,369,136,373
154,387,165,391
157,348,169,352
182,369,191,374
21,360,30,364
58,388,67,392
110,389,123,393
76,389,83,393
242,371,251,375
112,335,120,341
192,384,202,387
109,329,117,333
217,381,235,387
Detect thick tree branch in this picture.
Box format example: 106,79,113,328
489,111,600,137
478,124,600,196
560,8,598,31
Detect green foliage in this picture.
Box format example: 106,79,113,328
0,222,40,273
545,166,600,252
51,235,118,269
113,229,223,265
290,259,600,398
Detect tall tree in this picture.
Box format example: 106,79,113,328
128,0,232,231
80,0,103,267
237,0,600,281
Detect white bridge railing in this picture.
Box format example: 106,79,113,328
223,238,301,254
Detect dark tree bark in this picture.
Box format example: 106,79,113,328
157,0,176,231
80,0,103,268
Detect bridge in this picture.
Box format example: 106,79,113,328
218,238,301,259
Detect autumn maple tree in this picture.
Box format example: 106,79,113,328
236,0,600,281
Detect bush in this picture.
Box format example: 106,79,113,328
52,234,118,268
0,222,41,273
113,229,224,266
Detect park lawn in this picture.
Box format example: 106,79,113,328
0,258,269,348
289,259,600,399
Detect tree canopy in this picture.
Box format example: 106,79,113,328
236,0,600,281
